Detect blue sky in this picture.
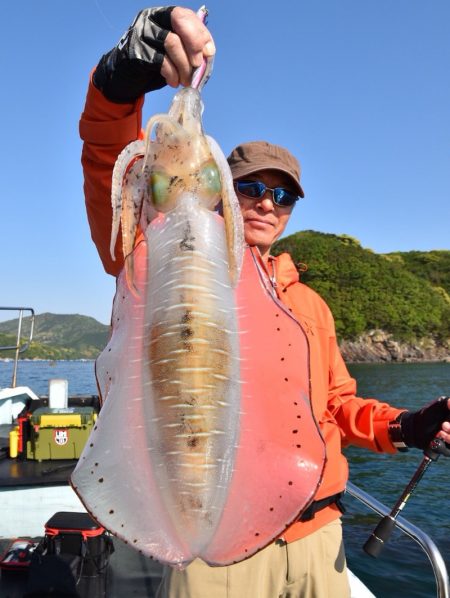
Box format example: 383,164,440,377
1,1,449,324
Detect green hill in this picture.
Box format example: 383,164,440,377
0,313,109,359
272,231,450,342
385,250,450,295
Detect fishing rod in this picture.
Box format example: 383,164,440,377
364,435,450,558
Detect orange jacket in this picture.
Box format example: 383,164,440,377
80,76,404,542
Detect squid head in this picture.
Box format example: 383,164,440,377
144,88,244,285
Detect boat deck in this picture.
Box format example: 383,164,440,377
0,450,77,487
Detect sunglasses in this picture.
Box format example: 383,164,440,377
235,180,299,208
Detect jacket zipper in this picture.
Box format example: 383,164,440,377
249,247,327,520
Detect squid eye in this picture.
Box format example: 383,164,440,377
200,161,221,195
150,172,170,206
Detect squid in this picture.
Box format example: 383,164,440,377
72,52,325,569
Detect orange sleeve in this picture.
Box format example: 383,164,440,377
80,70,145,276
326,312,405,453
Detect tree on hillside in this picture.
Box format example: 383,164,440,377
273,231,450,341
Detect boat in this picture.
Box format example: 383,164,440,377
0,306,448,597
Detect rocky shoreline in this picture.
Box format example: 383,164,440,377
339,330,450,363
1,330,448,365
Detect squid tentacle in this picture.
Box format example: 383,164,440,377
121,155,149,294
206,135,245,286
110,140,146,262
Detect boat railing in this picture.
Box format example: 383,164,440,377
0,307,35,388
347,480,449,598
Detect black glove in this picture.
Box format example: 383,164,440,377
389,396,450,451
93,7,175,103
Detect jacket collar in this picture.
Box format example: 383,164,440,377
249,246,300,291
269,253,299,291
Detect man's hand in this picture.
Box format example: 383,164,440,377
162,7,215,88
392,396,450,451
93,6,215,103
436,397,450,445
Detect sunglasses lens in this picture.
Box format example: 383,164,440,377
273,188,298,207
236,181,265,198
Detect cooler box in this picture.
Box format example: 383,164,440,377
26,407,96,461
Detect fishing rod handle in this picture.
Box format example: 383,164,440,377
364,452,434,558
363,515,396,558
364,451,431,558
363,435,446,559
363,457,431,557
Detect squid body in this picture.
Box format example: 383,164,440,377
72,86,245,567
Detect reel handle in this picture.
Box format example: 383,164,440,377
425,437,450,460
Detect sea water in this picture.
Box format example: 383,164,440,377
0,359,448,597
344,362,450,597
0,359,96,396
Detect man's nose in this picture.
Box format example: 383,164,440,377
257,195,275,212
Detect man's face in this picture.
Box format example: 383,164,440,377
235,169,296,261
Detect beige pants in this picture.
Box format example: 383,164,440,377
156,520,350,598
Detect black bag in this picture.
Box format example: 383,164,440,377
25,512,114,597
25,553,80,597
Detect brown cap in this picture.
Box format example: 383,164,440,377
227,140,304,198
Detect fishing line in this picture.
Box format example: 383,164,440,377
93,0,116,31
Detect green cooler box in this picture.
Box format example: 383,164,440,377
26,407,96,461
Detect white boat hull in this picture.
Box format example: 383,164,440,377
0,484,86,537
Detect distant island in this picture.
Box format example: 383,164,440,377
0,231,448,363
0,313,109,360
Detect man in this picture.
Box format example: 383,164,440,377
80,7,450,597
